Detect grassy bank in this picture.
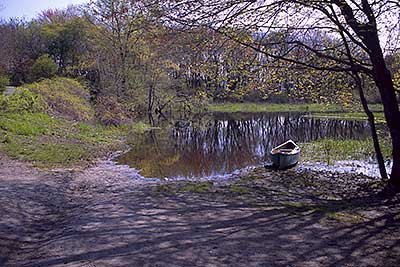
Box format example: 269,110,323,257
0,78,152,168
0,112,151,168
300,138,391,165
208,102,384,113
303,112,385,123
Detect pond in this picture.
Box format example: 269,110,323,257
115,112,371,179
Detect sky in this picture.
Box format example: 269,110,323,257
0,0,89,20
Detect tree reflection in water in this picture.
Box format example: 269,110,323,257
116,113,370,178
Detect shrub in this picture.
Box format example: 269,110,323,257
0,75,10,93
30,54,57,81
27,77,94,121
95,96,130,126
0,88,47,113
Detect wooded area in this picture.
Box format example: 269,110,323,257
2,1,397,106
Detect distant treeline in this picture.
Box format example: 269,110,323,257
1,0,399,115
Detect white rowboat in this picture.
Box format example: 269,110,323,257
270,140,300,169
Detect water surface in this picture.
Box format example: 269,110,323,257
116,112,371,179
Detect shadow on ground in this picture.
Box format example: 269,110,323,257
1,167,400,267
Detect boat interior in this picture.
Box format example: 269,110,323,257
271,141,299,155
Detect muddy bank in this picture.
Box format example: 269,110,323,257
1,154,400,267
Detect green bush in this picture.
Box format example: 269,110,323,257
0,88,47,113
0,75,10,93
30,54,58,81
27,77,94,121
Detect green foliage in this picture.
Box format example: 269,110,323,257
26,77,94,121
0,88,47,113
394,72,400,93
41,17,90,76
388,53,400,94
0,75,10,93
30,54,58,81
262,67,354,105
0,5,364,116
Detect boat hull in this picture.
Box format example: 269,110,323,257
271,151,300,169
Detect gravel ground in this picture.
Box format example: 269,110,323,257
1,154,400,267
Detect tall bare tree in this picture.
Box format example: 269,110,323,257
85,0,151,97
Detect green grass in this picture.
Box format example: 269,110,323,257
209,103,344,113
153,184,177,194
180,181,213,193
325,211,367,223
0,112,151,167
0,113,56,136
278,201,367,223
152,182,214,195
301,138,391,164
229,184,251,194
3,138,90,166
303,112,385,123
0,114,118,167
208,102,384,114
67,122,124,144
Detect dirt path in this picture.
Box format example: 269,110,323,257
1,154,400,267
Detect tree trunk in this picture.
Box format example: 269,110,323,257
354,23,400,186
148,84,154,114
353,72,388,180
392,136,400,184
118,42,128,97
120,52,127,97
331,0,400,186
370,57,400,185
